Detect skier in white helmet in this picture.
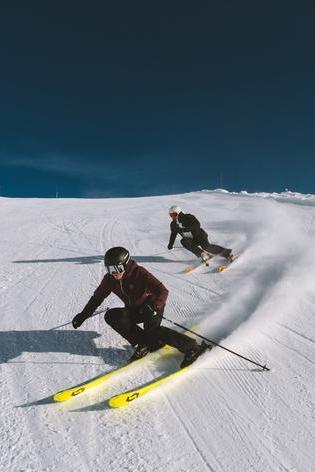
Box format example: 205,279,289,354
167,206,234,263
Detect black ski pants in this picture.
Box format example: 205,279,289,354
104,307,197,354
181,229,230,258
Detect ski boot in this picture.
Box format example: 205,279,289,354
200,251,212,265
129,344,150,362
180,341,209,368
221,249,235,262
149,340,166,353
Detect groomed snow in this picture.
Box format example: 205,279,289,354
1,190,314,472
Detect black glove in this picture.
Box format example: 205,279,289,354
72,312,87,329
167,243,173,250
141,303,158,317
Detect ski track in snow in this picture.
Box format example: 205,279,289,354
1,191,315,471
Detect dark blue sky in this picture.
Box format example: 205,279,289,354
0,1,314,198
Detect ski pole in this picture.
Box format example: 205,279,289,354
50,307,109,330
162,316,270,371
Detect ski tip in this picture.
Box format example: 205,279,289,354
108,397,123,408
53,392,67,402
108,394,137,408
53,386,86,402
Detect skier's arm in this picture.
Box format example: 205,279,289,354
168,221,178,248
81,276,112,318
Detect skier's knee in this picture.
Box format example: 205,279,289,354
180,238,189,249
105,307,128,328
157,326,168,341
104,308,116,325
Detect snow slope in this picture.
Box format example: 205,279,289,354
1,190,314,472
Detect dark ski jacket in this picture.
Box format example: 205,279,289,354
81,260,168,317
168,212,206,247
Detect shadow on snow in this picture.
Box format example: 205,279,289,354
4,329,132,408
0,329,129,366
12,255,177,265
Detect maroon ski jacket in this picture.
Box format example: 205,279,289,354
81,260,168,317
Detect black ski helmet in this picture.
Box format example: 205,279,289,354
104,247,130,273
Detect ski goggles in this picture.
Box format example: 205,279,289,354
106,263,125,275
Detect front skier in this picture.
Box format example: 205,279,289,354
167,205,234,263
72,247,207,368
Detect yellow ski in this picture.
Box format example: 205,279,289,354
216,255,238,272
183,259,211,273
108,366,189,408
54,345,173,402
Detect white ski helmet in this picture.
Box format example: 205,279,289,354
169,205,181,215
